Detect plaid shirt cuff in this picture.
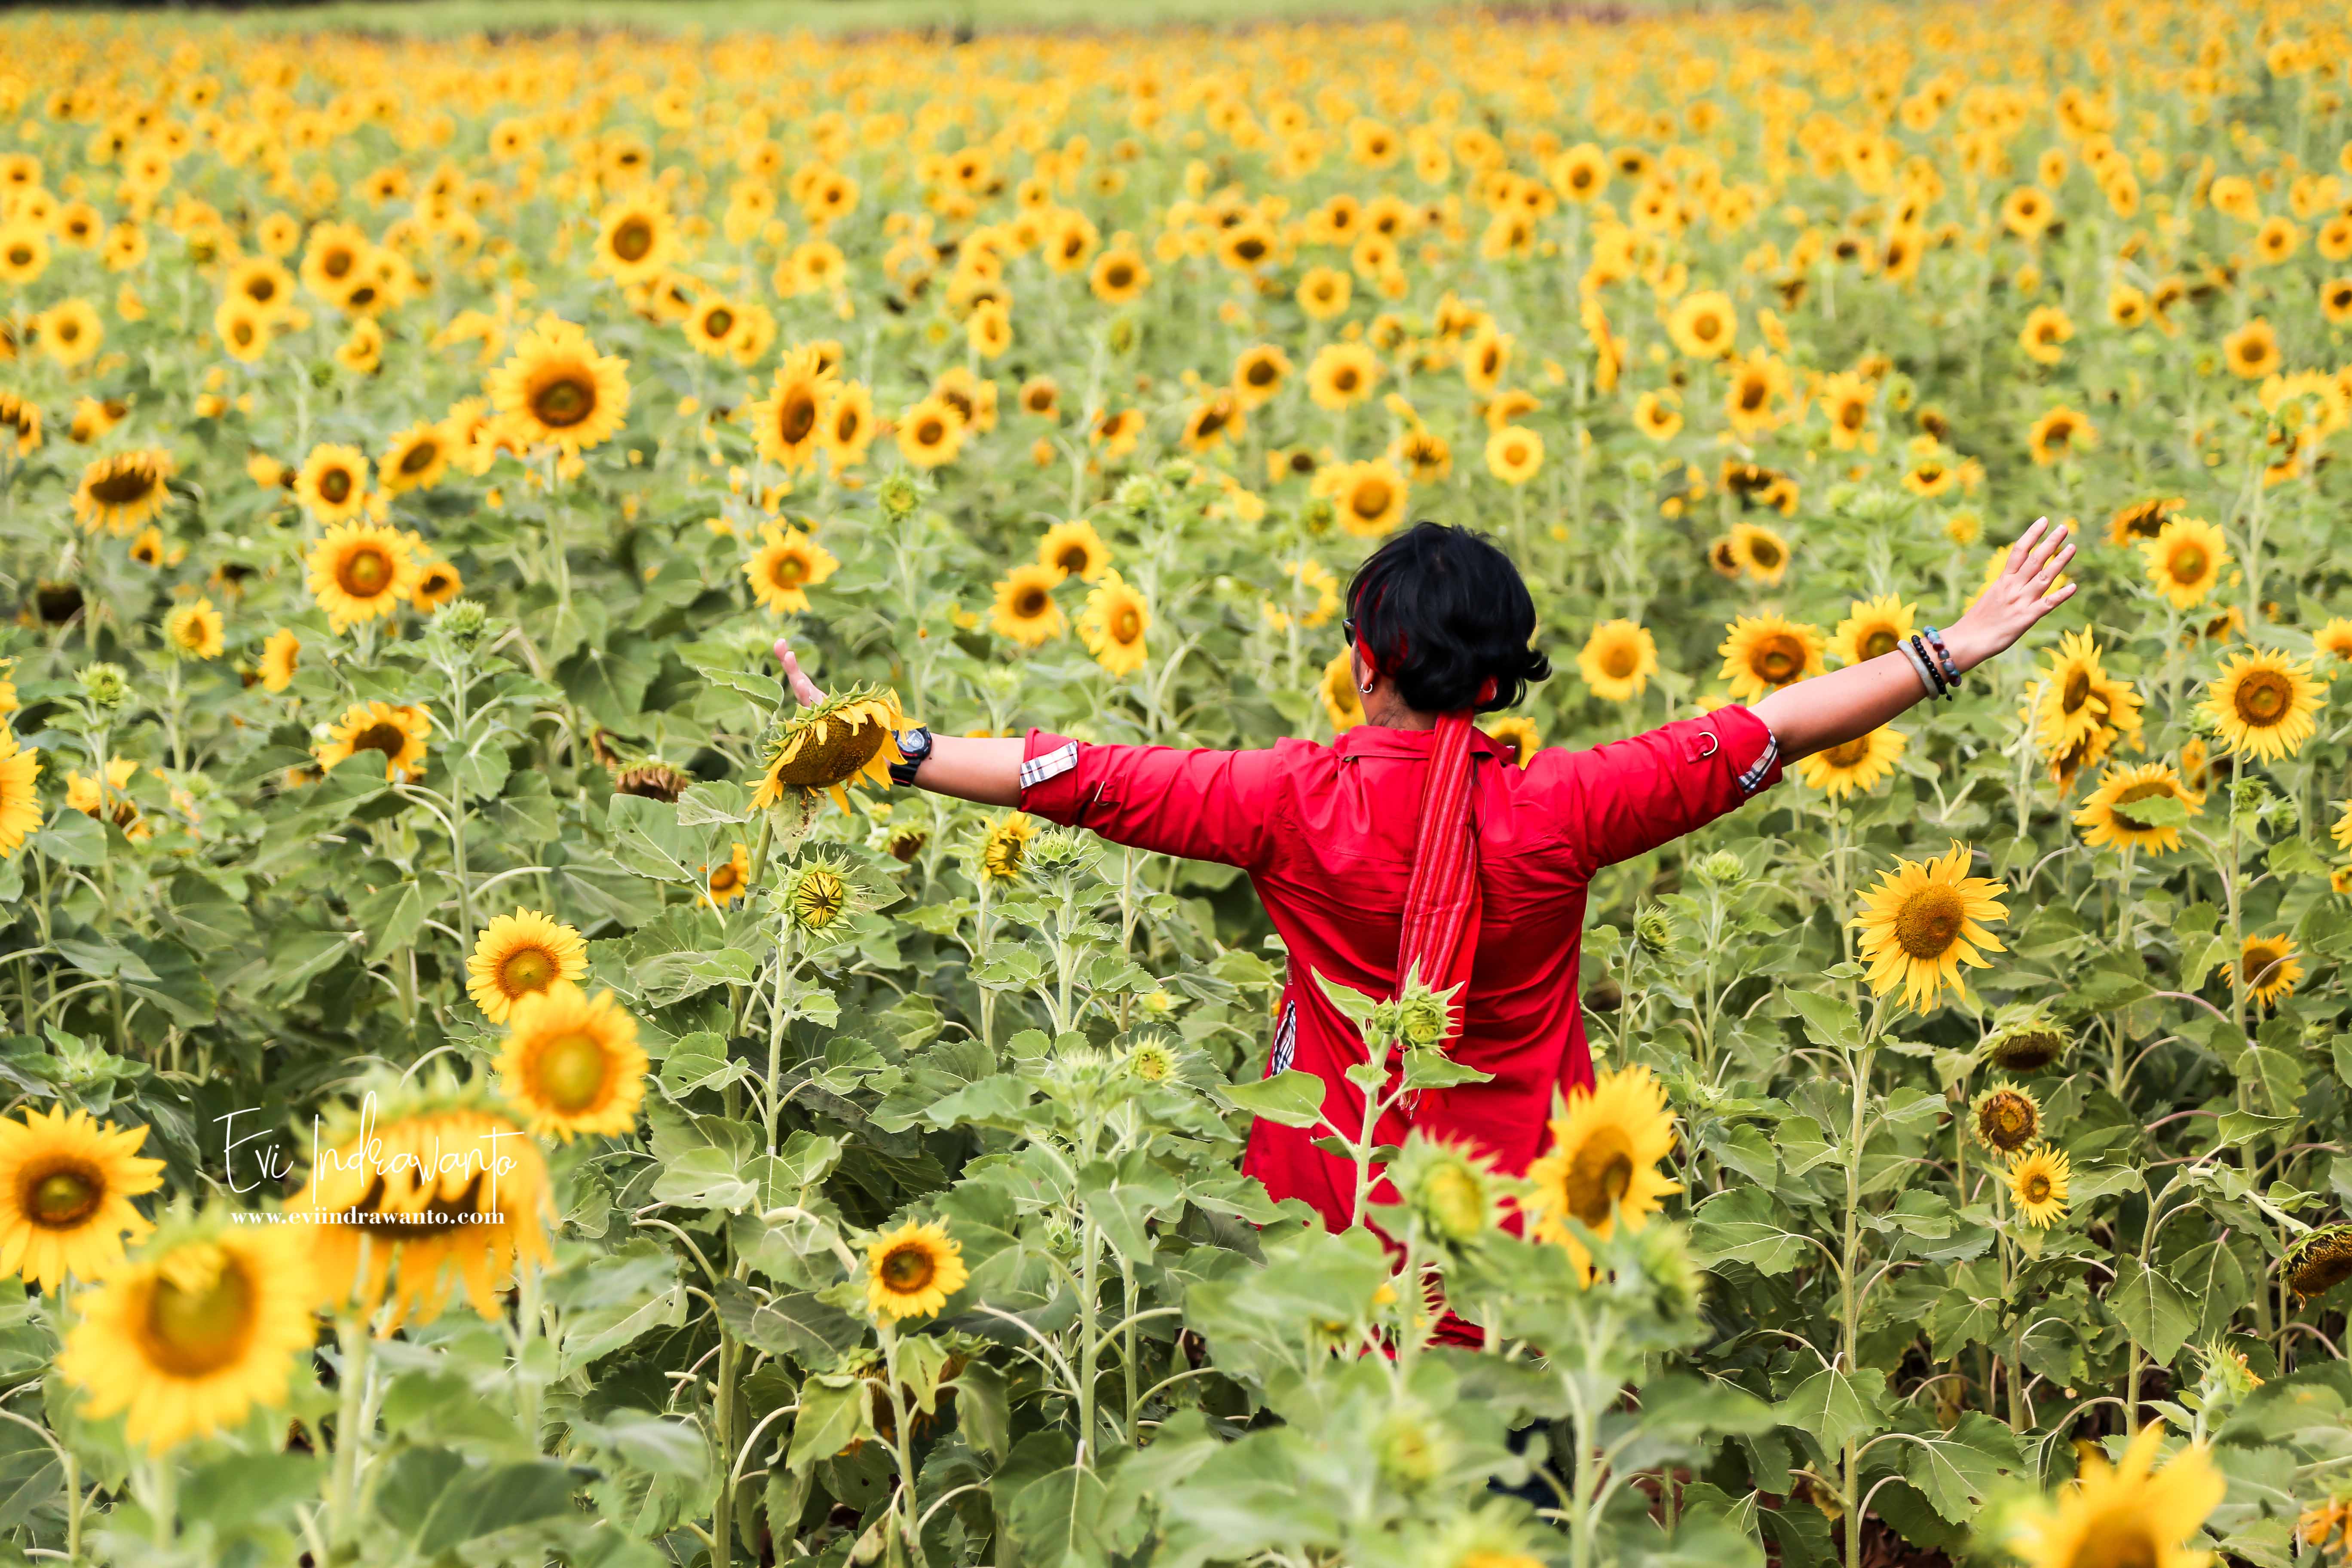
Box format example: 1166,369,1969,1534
1735,728,1779,796
1019,740,1080,792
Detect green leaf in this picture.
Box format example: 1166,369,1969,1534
676,780,751,825
28,812,104,867
1779,1366,1891,1458
180,1451,322,1532
1901,1412,2025,1522
1785,991,1862,1051
560,635,659,729
482,771,562,844
1692,1186,1814,1277
412,1461,577,1554
787,1375,874,1473
956,1362,1011,1461
713,1280,866,1362
1216,1069,1326,1129
2109,1257,2197,1364
352,880,427,961
649,1144,758,1213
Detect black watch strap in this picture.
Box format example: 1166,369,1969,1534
888,726,933,787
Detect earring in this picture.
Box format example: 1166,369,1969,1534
1359,678,1375,694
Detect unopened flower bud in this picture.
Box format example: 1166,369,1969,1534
78,662,129,713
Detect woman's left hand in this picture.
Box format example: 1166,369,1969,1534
773,637,827,707
1945,518,2077,672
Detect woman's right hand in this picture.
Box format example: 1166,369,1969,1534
773,637,827,708
1945,518,2077,672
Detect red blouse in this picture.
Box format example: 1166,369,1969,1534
1014,707,1784,1231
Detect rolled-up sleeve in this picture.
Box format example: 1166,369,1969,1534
1015,729,1284,870
1547,707,1783,874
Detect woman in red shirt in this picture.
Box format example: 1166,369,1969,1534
779,519,2076,1233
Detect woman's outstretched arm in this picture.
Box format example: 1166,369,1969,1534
774,642,1025,805
1751,518,2076,761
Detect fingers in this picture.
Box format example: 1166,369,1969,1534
2026,539,2075,597
2025,579,2079,620
2005,517,2048,575
772,638,826,706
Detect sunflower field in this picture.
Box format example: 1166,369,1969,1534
9,0,2352,1564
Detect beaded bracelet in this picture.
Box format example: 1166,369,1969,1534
1923,626,1962,692
1899,637,1943,701
1908,634,1953,700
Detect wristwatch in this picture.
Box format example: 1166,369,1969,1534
888,726,934,787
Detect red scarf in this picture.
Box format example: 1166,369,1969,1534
1395,701,1486,1042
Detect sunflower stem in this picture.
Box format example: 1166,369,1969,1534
330,1311,372,1546
876,1320,928,1565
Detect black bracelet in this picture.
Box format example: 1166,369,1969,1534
1923,626,1962,691
1908,634,1951,699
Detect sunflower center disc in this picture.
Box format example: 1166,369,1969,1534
2170,546,2206,582
2238,674,2288,723
321,470,351,503
881,1243,935,1292
536,1031,608,1113
2024,1176,2052,1206
614,221,652,261
1565,1130,1636,1228
779,391,817,444
1604,647,1637,679
353,723,407,759
536,377,593,427
30,1166,98,1227
1893,884,1964,960
1114,608,1142,641
2062,670,2092,712
501,947,557,995
342,547,387,594
1862,629,1898,661
1755,637,1801,683
144,1257,254,1377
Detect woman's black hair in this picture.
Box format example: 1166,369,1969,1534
1345,521,1550,714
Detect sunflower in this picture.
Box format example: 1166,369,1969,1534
1311,458,1405,538
745,524,840,615
2316,618,2352,664
684,296,745,358
258,629,299,694
1983,1011,2073,1073
1524,1063,1680,1283
1182,390,1244,453
1828,594,1916,666
294,1078,552,1326
72,449,175,535
785,860,851,933
1392,1137,1506,1244
2018,304,2074,365
2223,317,2280,380
1088,245,1150,304
1036,520,1112,585
2107,495,2182,546
2222,934,2303,1008
753,686,905,814
820,381,877,472
1723,353,1791,436
380,422,450,494
701,843,750,909
1794,726,1906,799
57,1219,315,1453
1232,344,1291,410
213,297,270,362
2074,762,2200,854
2006,1146,2072,1229
305,521,418,632
294,443,370,524
1971,1083,2042,1154
595,198,674,283
1484,425,1544,487
457,909,586,1025
2203,649,2325,761
1471,717,1534,769
612,761,691,802
299,221,368,300
1306,342,1380,410
162,597,224,661
749,347,836,474
2013,1421,2221,1568
991,563,1067,646
1717,615,1826,699
315,699,432,782
978,812,1035,882
0,1105,164,1289
2028,404,2096,466
1852,842,2009,1010
1321,652,1366,732
1080,570,1151,677
37,299,101,368
0,222,46,284
2141,516,2226,609
0,735,40,860
1729,522,1791,585
865,1219,969,1321
2285,1226,2352,1298
1393,426,1453,482
487,317,631,453
498,981,647,1142
1576,620,1658,702
0,392,37,457
411,561,462,612
897,396,964,469
1634,390,1682,442
1819,371,1875,450
1666,289,1737,359
2034,631,2120,758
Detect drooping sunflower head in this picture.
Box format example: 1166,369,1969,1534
977,811,1035,883
1524,1064,1680,1281
497,980,648,1142
1851,841,2009,1011
465,907,589,1024
313,698,432,782
72,448,176,535
0,1104,165,1290
753,687,905,814
2286,1225,2352,1298
1982,1010,2073,1074
1717,614,1825,700
2203,649,2325,763
865,1219,969,1321
613,761,692,803
1971,1082,2043,1154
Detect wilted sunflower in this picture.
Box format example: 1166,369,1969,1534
306,521,418,632
1717,614,1826,700
2074,762,2200,854
1828,594,1917,666
2203,649,2324,761
466,908,589,1023
978,811,1035,882
1525,1063,1680,1282
380,421,450,494
0,734,40,860
2010,1421,2220,1568
72,448,175,535
162,597,224,661
1036,519,1111,583
990,562,1067,646
1576,620,1657,702
294,1076,552,1326
865,1219,969,1321
749,347,836,473
498,980,647,1141
753,686,905,814
2223,934,2303,1008
57,1219,316,1453
1484,717,1539,768
487,317,631,453
0,1105,164,1289
1971,1083,2042,1154
701,842,750,908
744,523,840,615
1852,842,2008,1009
1080,570,1151,677
2285,1225,2352,1298
1794,726,1906,799
2141,516,2227,609
258,628,299,694
315,699,432,781
1983,1011,2073,1073
294,442,370,524
2006,1146,2071,1228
